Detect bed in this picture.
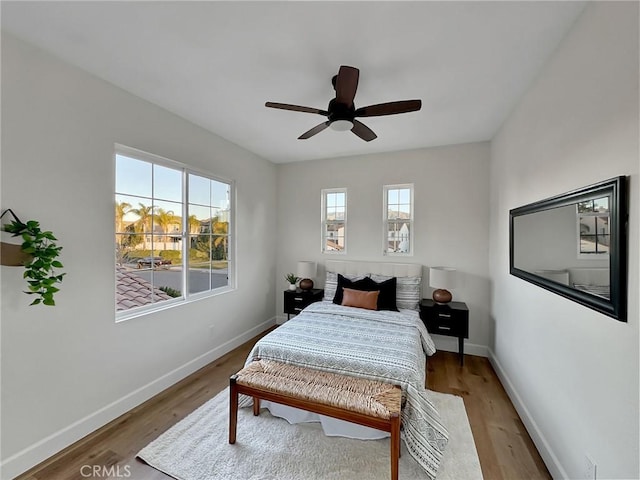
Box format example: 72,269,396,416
241,261,448,479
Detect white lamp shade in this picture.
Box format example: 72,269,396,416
297,261,317,279
429,267,457,289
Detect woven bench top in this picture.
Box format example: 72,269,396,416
235,360,401,420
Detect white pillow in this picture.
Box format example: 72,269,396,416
323,271,368,302
371,274,422,310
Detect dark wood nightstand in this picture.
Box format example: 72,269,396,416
284,288,324,319
420,299,469,365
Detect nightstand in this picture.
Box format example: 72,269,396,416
284,288,324,319
420,299,469,365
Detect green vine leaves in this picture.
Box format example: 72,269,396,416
3,219,65,306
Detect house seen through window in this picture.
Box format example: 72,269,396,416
115,146,232,318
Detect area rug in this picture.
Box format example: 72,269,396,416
137,388,483,480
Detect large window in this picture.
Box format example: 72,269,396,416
115,145,233,319
321,188,347,253
384,184,413,255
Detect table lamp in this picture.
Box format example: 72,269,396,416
297,261,317,291
429,267,457,304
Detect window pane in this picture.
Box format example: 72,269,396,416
211,179,230,210
325,223,345,252
152,200,181,242
579,216,596,234
398,188,410,204
387,222,411,253
188,233,219,294
595,216,609,235
189,204,212,232
154,164,182,202
335,192,345,207
115,195,141,234
388,189,399,205
116,155,152,198
189,174,210,206
398,204,411,216
594,197,609,212
580,235,597,253
577,200,594,213
597,234,610,253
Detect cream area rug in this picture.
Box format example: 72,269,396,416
137,388,483,480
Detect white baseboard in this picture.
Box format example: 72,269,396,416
1,317,276,480
488,349,567,479
432,336,488,358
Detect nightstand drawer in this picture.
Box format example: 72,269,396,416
420,299,469,338
284,289,324,316
424,315,462,336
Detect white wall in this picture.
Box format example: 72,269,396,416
0,34,277,478
489,3,639,479
276,143,492,356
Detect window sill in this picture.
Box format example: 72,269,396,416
115,285,235,323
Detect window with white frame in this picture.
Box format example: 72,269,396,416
321,188,347,253
115,145,233,319
384,184,413,255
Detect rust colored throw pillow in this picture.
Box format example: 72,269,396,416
341,288,380,310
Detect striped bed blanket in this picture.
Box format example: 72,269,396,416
243,301,449,479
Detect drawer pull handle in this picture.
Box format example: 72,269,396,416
294,297,303,301
294,307,302,312
438,313,451,318
438,326,451,331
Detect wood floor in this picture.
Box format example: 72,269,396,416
16,330,550,480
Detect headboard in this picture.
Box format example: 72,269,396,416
325,260,422,278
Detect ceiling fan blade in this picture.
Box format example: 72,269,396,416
265,102,328,116
354,99,422,117
334,66,359,107
298,121,330,140
351,120,377,142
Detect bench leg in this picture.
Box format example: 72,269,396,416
253,396,260,416
390,414,400,480
229,379,238,444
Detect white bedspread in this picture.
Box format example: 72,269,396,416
242,301,448,480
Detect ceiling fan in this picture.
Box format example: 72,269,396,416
265,65,422,142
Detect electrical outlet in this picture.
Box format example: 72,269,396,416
583,454,597,480
209,325,216,340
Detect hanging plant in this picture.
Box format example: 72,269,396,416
1,209,65,306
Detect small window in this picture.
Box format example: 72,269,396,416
321,188,347,253
115,145,233,320
577,196,610,257
384,184,413,255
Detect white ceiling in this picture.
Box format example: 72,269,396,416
1,1,586,164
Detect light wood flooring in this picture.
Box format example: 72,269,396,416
16,330,550,480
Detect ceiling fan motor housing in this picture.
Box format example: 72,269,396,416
327,99,355,123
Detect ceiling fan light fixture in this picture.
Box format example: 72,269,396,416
330,119,354,132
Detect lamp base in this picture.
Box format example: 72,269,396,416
432,289,452,304
299,278,314,290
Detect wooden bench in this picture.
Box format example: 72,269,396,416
229,360,402,480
